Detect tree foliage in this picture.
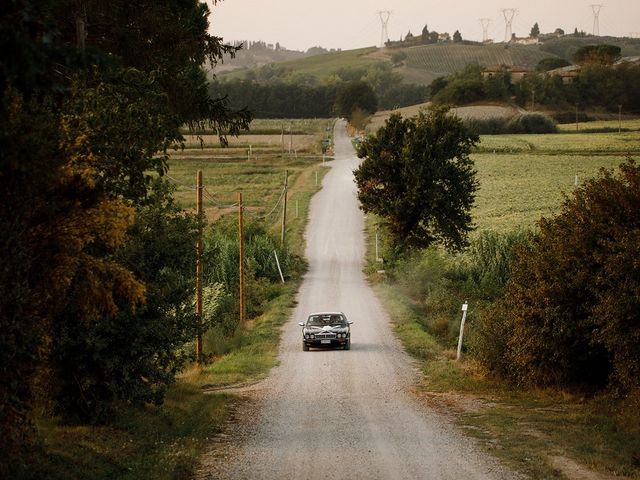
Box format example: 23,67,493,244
1,0,251,470
573,44,622,65
475,159,640,393
354,107,479,251
334,80,378,120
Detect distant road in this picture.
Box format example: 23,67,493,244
202,120,515,480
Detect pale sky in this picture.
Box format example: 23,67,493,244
208,0,640,51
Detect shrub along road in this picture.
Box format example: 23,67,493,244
197,120,516,479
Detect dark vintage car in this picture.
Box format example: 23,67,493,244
298,312,353,351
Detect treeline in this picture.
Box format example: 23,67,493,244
211,63,428,118
0,1,297,476
431,61,640,114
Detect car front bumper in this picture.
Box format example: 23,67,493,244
304,338,349,348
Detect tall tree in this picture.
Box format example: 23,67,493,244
334,81,378,120
530,22,541,38
0,0,251,470
354,107,478,251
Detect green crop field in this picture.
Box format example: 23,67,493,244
472,127,640,233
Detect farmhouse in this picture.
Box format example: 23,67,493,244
546,65,581,84
482,65,534,83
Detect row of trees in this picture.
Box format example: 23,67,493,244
1,0,252,474
211,62,428,118
431,61,640,113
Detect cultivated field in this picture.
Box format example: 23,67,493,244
472,124,640,232
404,43,554,75
168,118,335,225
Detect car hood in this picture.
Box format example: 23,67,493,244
303,325,349,334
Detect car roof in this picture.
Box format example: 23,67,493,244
308,311,345,316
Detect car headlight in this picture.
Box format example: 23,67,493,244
304,334,309,339
310,334,315,339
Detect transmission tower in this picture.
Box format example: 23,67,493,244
500,8,517,42
480,18,491,42
591,4,603,36
377,10,391,47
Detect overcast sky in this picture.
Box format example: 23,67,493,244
209,0,640,51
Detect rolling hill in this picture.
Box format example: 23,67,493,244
214,35,640,87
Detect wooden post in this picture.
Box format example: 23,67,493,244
618,104,622,133
196,171,203,362
238,192,245,325
281,170,288,246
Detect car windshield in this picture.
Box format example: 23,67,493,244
307,314,346,327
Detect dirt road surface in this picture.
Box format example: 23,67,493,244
198,120,516,480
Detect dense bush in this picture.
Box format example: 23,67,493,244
506,112,558,133
473,159,640,393
464,113,557,135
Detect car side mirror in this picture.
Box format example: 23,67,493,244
298,322,305,327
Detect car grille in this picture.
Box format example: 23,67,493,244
314,333,337,339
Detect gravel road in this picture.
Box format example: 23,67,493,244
199,120,516,480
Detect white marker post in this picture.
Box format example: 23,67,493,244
456,301,469,361
273,250,285,284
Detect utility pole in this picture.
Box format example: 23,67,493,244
500,8,517,42
289,123,293,154
281,170,288,246
196,171,203,362
377,11,391,47
238,192,245,325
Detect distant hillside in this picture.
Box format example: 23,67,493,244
217,47,380,81
214,45,309,76
216,43,556,86
539,35,640,60
213,35,640,87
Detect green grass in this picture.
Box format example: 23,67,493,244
470,125,640,233
472,152,628,233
